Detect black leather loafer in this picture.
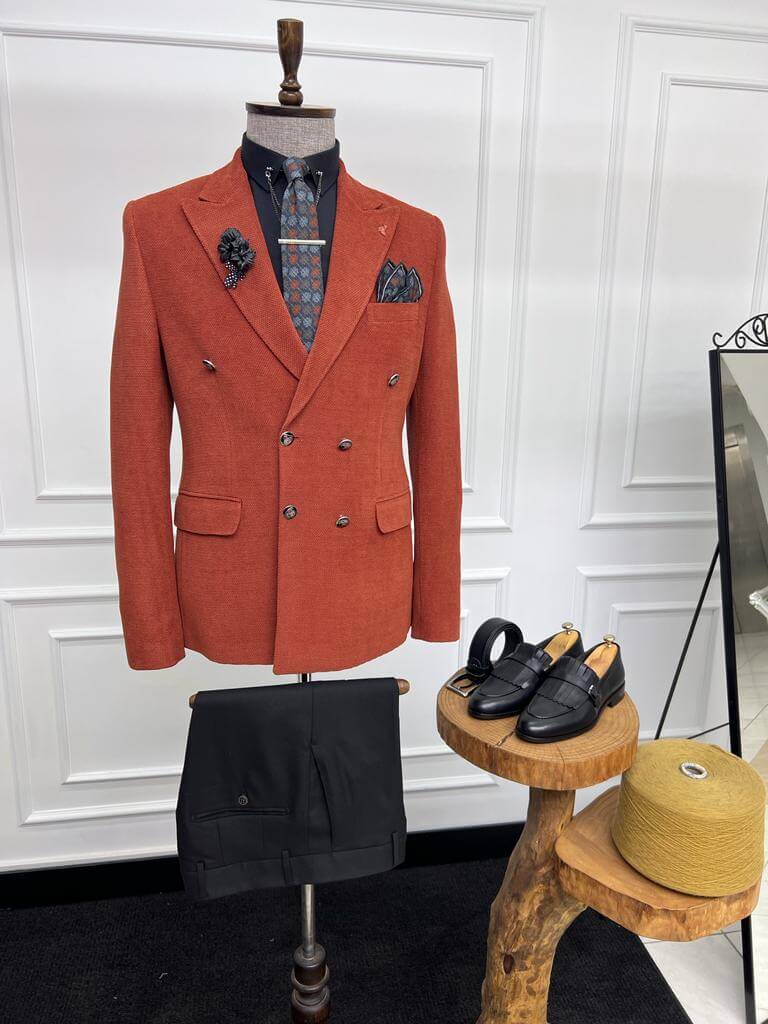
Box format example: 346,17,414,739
468,622,584,720
515,635,626,743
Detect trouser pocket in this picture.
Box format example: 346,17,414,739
192,807,289,821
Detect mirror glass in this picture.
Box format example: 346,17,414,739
716,351,768,1023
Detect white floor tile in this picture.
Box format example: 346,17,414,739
745,650,768,675
741,699,768,726
645,933,745,1024
747,914,768,1013
741,707,768,761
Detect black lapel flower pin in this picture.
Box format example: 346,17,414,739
218,227,255,289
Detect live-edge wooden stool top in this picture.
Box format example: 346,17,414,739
437,669,639,791
555,787,760,942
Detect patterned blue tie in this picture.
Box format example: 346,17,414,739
280,156,324,352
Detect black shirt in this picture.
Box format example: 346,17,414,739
240,132,340,291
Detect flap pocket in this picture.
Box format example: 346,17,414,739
174,490,242,536
366,302,420,324
375,490,412,534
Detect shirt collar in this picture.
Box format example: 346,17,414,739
240,133,340,194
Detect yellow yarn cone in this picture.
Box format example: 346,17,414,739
611,739,766,897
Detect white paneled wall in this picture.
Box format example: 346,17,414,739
0,0,766,870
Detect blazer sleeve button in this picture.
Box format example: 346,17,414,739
335,516,350,528
387,373,400,387
338,439,353,451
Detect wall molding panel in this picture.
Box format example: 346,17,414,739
577,14,768,530
621,74,768,493
0,585,119,827
573,562,722,738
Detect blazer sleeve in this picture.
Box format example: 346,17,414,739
110,201,185,670
406,215,463,642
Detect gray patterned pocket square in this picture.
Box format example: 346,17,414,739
376,260,423,303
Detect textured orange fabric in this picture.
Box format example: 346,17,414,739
110,148,462,674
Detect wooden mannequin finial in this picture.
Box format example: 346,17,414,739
245,19,335,120
277,19,303,107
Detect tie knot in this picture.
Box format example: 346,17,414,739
283,156,309,183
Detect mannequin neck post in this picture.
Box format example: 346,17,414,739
246,111,336,157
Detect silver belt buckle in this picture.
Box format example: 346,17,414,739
446,673,480,698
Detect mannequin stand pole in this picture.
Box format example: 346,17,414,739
290,672,331,1023
301,880,316,956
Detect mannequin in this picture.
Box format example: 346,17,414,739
111,20,460,1019
245,21,336,1023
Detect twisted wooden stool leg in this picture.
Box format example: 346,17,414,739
477,788,585,1024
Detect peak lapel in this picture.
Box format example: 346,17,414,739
181,150,307,381
285,162,401,425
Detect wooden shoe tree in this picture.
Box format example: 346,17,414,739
584,637,618,678
543,623,581,663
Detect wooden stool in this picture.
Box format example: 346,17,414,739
436,670,759,1024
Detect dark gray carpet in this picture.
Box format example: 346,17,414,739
1,854,691,1024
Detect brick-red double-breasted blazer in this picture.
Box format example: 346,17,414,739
110,148,462,674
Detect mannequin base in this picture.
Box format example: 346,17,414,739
290,941,330,1023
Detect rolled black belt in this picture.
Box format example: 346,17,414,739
446,617,524,696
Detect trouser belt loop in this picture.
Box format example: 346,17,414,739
391,830,400,862
281,849,294,886
196,861,206,898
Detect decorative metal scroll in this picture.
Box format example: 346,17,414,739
713,313,768,349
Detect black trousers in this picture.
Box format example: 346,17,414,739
176,677,407,900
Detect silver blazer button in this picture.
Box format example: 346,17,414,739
335,515,350,528
282,505,298,520
338,439,353,451
387,373,400,387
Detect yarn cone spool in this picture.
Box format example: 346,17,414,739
611,739,766,897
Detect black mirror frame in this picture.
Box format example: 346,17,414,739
709,347,760,1024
